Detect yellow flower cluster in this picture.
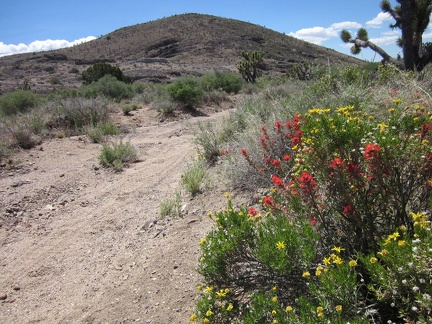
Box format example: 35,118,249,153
308,108,331,115
411,211,429,229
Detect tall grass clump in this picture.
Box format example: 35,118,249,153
181,157,209,195
200,71,243,94
0,90,39,116
191,66,432,323
98,141,138,171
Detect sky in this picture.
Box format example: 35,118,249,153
1,1,432,61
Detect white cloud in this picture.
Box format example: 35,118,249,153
0,36,96,57
366,12,393,28
289,21,362,45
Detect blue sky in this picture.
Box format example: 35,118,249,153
1,1,431,61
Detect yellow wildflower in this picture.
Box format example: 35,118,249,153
196,285,202,291
378,249,389,256
302,271,311,278
335,305,343,313
203,319,209,324
276,241,286,250
323,257,331,265
370,257,378,264
272,296,278,303
333,256,343,265
199,238,206,245
398,240,406,247
216,289,227,298
189,313,198,322
348,260,357,267
272,310,277,315
331,246,345,253
224,192,231,199
272,285,277,291
204,286,213,294
286,306,293,312
227,304,234,312
205,309,214,317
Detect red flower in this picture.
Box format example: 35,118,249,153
283,154,291,161
259,168,265,173
299,172,316,185
221,150,227,155
271,175,283,187
310,218,317,226
271,159,281,167
343,205,355,217
330,157,344,170
263,196,274,207
364,143,381,160
249,207,258,216
419,123,431,140
292,137,301,145
241,149,249,157
275,121,283,132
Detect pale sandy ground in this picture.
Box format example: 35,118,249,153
0,104,243,323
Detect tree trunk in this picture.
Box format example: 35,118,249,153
400,0,416,70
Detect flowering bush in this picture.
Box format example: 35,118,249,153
192,95,432,323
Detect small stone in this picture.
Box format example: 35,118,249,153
0,294,7,300
13,286,20,291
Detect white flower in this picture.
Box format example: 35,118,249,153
423,293,431,301
402,279,407,285
408,262,414,267
412,306,418,312
412,238,421,244
412,247,418,253
413,286,420,293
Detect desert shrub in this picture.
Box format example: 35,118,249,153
86,125,104,143
0,90,39,116
153,100,177,115
167,77,203,108
81,62,131,84
192,90,432,323
136,83,169,104
200,71,243,94
49,97,109,131
121,102,139,115
86,121,118,143
98,141,138,171
83,75,134,100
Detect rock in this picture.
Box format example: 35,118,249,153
0,294,7,300
13,286,20,291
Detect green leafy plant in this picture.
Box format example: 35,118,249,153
160,190,182,217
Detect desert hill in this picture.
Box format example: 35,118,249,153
0,13,364,93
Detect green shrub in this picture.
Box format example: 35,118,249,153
98,141,138,171
81,62,131,84
98,121,118,135
201,71,243,94
167,77,203,108
0,90,39,116
83,75,134,100
86,125,104,143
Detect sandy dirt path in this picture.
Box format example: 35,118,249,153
0,107,233,323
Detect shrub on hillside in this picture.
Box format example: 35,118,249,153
81,62,131,84
82,75,135,100
0,90,39,116
200,71,243,94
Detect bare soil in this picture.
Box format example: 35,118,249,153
0,104,242,323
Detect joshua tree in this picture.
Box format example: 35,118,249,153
237,51,264,83
341,0,432,71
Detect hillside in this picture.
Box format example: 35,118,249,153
0,13,364,93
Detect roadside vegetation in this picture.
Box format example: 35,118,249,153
189,64,432,323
